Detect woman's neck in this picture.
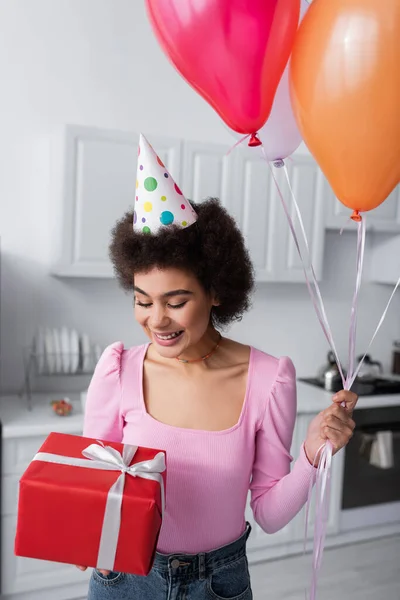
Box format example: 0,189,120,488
176,328,221,364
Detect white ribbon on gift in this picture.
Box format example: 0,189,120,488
32,441,166,570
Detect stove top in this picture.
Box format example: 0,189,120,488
298,377,400,396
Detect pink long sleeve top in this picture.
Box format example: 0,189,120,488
83,342,316,554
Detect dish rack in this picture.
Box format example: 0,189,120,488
19,347,97,410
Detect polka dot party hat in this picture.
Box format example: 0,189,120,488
134,134,198,234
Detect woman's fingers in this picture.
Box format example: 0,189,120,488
332,390,358,414
323,408,355,432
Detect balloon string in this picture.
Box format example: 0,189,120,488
269,156,344,600
273,158,346,382
226,133,250,155
345,218,366,390
266,152,377,599
337,213,399,391
347,272,400,389
304,219,365,600
267,153,400,599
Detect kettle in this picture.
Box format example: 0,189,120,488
317,351,344,392
355,354,383,381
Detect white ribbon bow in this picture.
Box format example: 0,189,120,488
33,441,166,570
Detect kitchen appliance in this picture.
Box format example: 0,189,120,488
299,375,400,396
353,354,383,394
302,352,400,396
392,340,400,375
316,351,345,391
300,358,400,532
342,406,400,509
355,353,383,379
339,405,400,536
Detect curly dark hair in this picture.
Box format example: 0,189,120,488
109,198,255,327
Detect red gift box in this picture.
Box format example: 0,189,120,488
14,432,166,575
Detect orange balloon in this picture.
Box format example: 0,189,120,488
290,0,400,218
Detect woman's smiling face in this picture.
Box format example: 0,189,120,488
134,267,219,359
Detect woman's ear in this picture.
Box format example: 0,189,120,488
211,291,220,307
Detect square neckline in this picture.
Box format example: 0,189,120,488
138,343,254,435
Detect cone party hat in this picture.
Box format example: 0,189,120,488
134,134,197,234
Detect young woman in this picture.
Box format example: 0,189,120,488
79,137,357,600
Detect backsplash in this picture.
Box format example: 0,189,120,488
2,230,400,394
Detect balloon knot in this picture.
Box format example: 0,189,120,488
351,210,362,222
248,133,262,147
273,159,285,168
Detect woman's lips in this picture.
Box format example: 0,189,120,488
152,330,184,347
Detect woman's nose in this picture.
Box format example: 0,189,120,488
149,306,170,329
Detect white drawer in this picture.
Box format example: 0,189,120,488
2,435,47,475
2,473,20,516
1,514,90,595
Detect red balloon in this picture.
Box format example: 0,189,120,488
146,0,300,135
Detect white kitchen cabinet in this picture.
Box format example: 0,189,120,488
2,515,89,598
50,125,181,278
1,428,90,600
369,231,400,284
322,176,400,283
271,155,325,283
325,180,400,233
50,126,326,283
180,140,237,210
183,144,326,282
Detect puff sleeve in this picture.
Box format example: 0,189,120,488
83,342,124,443
250,356,317,534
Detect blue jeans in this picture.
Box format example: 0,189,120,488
87,523,252,599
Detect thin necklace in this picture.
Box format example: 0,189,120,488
176,333,222,364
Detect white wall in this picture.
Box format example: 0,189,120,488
0,0,399,394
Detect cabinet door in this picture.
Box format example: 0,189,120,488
51,125,181,277
181,141,284,282
1,514,90,595
233,150,325,282
325,181,400,233
273,156,326,282
181,140,238,217
233,148,282,281
369,231,400,284
50,131,326,283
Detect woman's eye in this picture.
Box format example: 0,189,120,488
168,302,187,309
136,301,152,308
135,299,186,309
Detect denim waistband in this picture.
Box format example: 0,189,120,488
152,523,251,580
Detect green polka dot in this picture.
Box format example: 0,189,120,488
144,177,158,192
161,195,167,201
142,226,151,234
182,221,188,227
160,211,174,225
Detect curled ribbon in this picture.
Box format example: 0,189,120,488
33,442,166,570
263,151,400,599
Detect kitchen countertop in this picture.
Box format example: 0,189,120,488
1,383,400,439
0,393,84,439
296,380,400,413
